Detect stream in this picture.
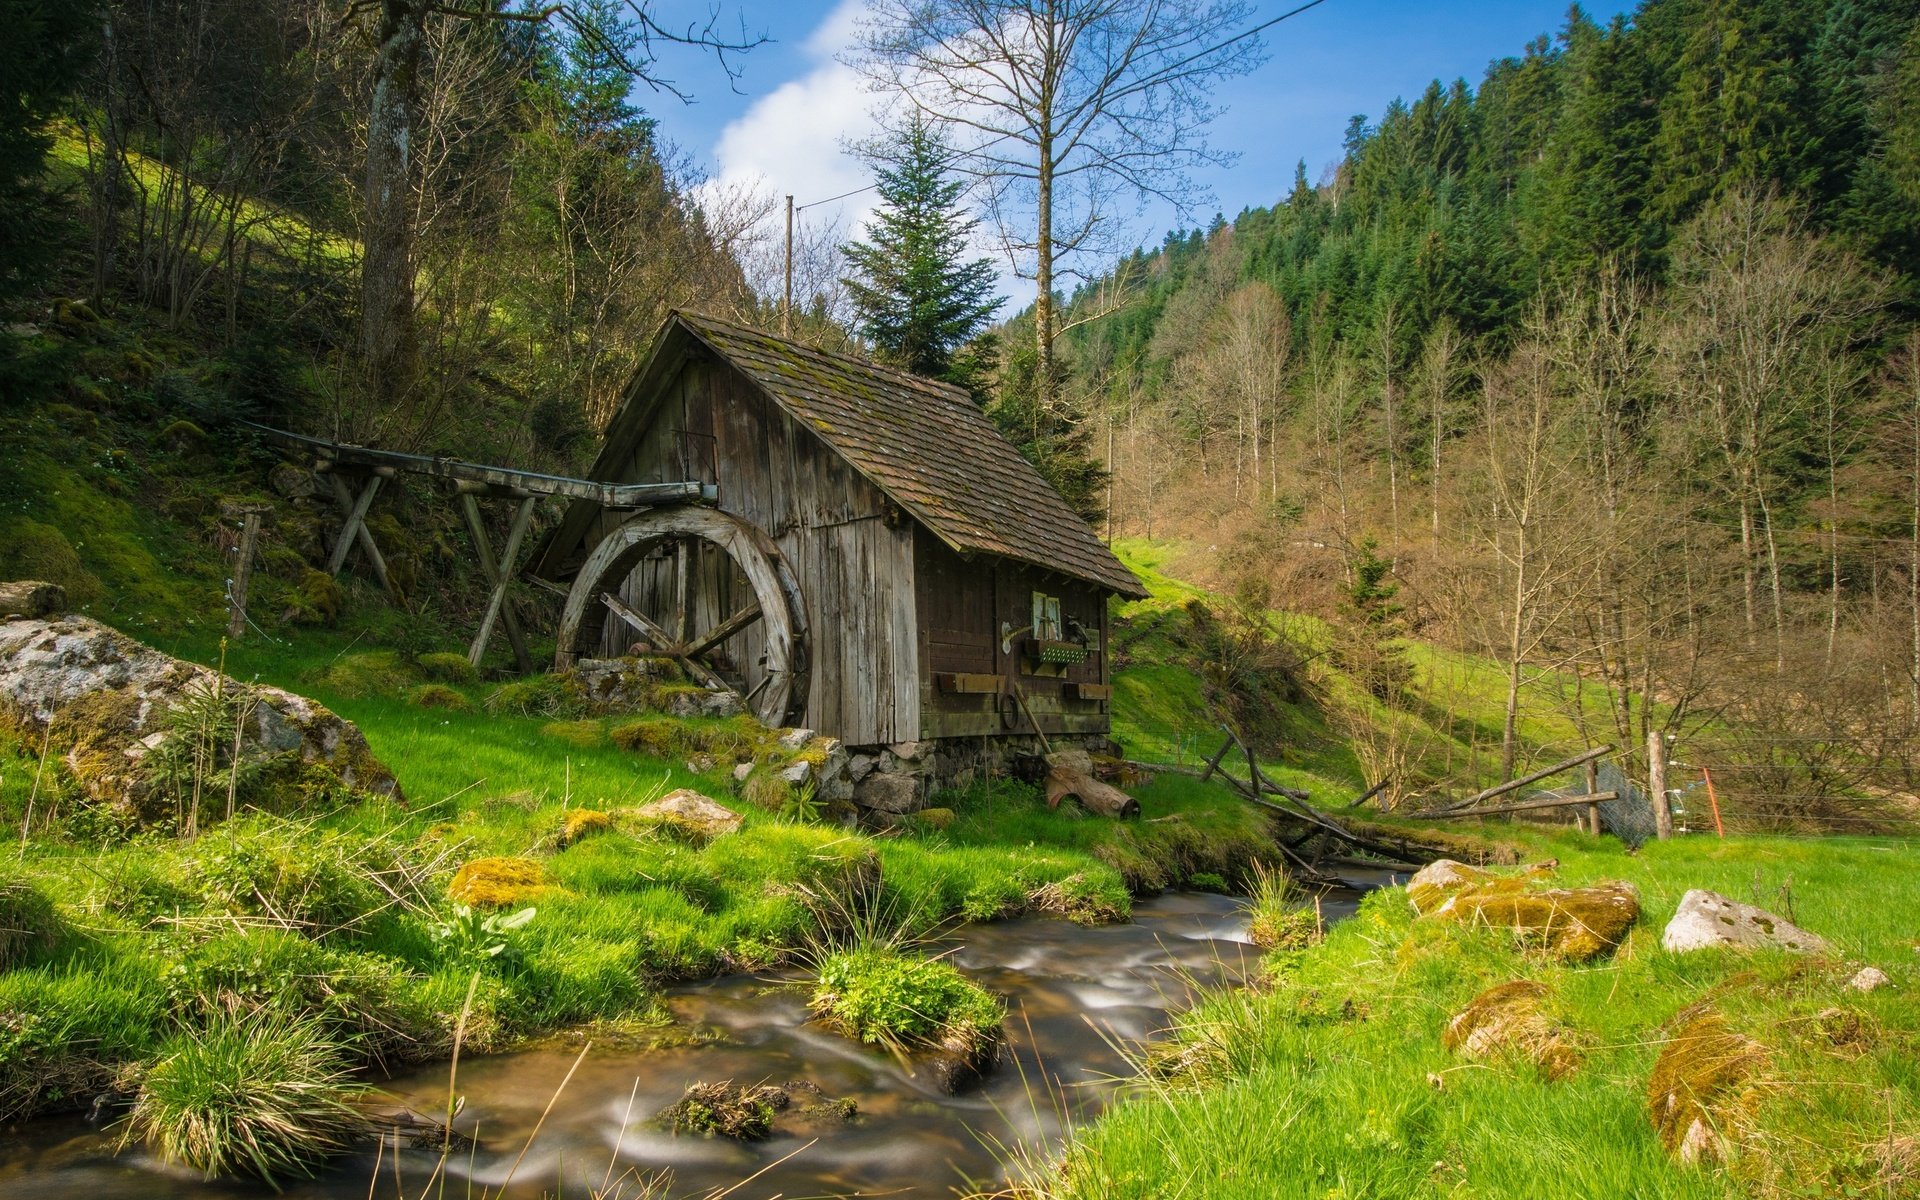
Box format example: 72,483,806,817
4,880,1391,1199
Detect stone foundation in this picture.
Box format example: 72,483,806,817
842,733,1113,823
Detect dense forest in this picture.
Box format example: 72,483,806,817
1048,0,1920,815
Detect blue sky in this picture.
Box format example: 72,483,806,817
637,0,1618,290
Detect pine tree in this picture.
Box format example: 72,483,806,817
842,119,1003,380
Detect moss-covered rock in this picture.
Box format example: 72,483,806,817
1647,1007,1768,1165
406,683,468,711
1443,979,1583,1080
810,948,1004,1092
0,520,104,607
447,856,549,907
0,615,400,820
415,652,476,684
1407,859,1638,962
316,650,418,698
556,808,613,848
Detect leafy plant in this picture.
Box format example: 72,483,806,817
810,947,1002,1054
430,903,536,967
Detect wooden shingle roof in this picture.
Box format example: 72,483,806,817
677,312,1145,597
539,311,1144,597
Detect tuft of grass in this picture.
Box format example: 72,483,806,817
0,871,59,969
810,946,1003,1059
1243,861,1320,951
407,683,469,711
414,652,476,683
314,650,420,699
121,1010,369,1184
483,674,585,718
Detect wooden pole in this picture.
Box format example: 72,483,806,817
1425,745,1613,814
782,194,794,337
225,508,264,639
324,473,398,599
1648,730,1673,840
1584,758,1602,837
466,495,537,673
1701,766,1725,837
457,493,533,674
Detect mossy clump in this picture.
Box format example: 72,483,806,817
1647,1007,1769,1165
483,674,585,718
121,1011,370,1185
282,569,342,626
407,683,468,711
610,715,765,762
316,650,419,699
415,652,476,683
1243,862,1320,951
741,767,797,812
1027,871,1130,925
811,947,1004,1061
157,419,207,451
557,808,614,848
0,874,59,969
0,518,103,607
448,856,549,907
540,719,605,749
1187,870,1230,893
1443,980,1583,1081
656,1080,786,1141
608,715,687,758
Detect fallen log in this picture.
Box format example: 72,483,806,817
1410,791,1619,820
1045,749,1140,818
1419,746,1614,816
0,580,66,620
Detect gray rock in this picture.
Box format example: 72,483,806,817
847,753,878,783
0,614,400,816
733,762,754,783
888,740,932,762
268,463,319,499
777,727,815,751
1849,966,1891,992
779,760,812,787
664,688,745,719
1661,889,1830,954
633,789,742,838
854,771,924,814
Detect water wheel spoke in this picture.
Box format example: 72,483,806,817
685,602,763,660
670,539,692,646
679,655,730,692
602,592,676,651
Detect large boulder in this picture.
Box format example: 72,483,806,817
0,614,400,818
1661,889,1830,955
1407,859,1638,962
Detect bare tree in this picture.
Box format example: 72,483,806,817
346,0,761,416
1417,317,1463,552
1660,186,1890,671
850,0,1265,409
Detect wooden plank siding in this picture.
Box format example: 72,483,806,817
600,354,919,746
913,529,1111,740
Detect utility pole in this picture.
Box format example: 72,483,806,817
782,194,794,336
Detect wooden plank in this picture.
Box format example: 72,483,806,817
685,601,762,659
1413,792,1621,819
938,672,1003,694
1424,746,1614,815
603,591,675,649
246,420,707,507
1065,682,1111,701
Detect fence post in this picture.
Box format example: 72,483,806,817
1584,758,1602,837
225,506,264,640
1648,730,1673,840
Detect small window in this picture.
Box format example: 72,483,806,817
1032,591,1063,641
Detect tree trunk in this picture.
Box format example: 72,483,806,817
1033,128,1055,417
1502,526,1528,782
362,0,426,417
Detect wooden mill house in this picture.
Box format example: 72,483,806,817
530,311,1147,778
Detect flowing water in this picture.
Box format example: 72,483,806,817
4,880,1391,1200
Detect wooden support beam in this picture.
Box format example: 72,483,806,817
324,473,398,599
685,602,762,659
1197,735,1235,784
1422,745,1613,815
466,495,537,673
603,591,676,649
458,494,533,674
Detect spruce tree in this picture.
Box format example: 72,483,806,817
842,119,1003,380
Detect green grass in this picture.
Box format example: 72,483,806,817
1047,827,1920,1200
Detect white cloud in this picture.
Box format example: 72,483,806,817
710,0,879,238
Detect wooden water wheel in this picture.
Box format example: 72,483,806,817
554,508,809,727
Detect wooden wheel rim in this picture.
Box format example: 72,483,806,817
555,508,810,727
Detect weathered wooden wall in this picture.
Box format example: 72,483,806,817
594,353,920,745
914,530,1112,740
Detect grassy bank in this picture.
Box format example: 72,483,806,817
1043,828,1919,1199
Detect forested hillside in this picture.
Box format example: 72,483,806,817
1052,0,1920,820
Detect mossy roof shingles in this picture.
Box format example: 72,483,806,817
677,311,1144,597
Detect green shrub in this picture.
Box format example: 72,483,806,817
122,1011,369,1184
0,962,164,1121
416,652,476,683
1188,871,1231,893
810,947,1002,1054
